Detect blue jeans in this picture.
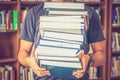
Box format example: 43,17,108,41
34,72,89,80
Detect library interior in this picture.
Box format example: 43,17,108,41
0,0,120,80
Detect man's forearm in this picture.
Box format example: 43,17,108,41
91,50,106,67
18,50,31,67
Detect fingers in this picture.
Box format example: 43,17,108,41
35,67,51,77
77,50,84,58
72,69,85,79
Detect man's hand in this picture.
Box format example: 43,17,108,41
72,50,90,78
26,55,51,77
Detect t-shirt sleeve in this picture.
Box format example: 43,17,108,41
87,10,105,43
19,8,36,42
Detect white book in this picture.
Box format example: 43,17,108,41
44,2,85,10
40,15,85,23
47,10,88,16
41,30,84,42
41,37,82,44
38,56,80,62
40,60,82,68
35,45,80,57
40,21,84,29
39,39,81,49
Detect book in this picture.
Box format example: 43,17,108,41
0,11,6,30
6,10,13,30
35,2,88,79
46,9,88,16
41,30,84,42
44,2,85,10
40,60,81,79
40,21,84,29
0,12,2,28
12,10,18,30
0,72,1,80
40,15,85,23
39,39,81,49
36,45,80,57
38,55,80,62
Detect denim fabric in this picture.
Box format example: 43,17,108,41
34,72,89,80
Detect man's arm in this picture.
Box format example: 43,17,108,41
73,40,106,78
18,40,33,67
90,40,106,67
18,39,50,77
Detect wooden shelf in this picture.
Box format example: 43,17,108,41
0,0,107,80
112,51,120,56
85,1,104,5
0,58,17,63
111,76,120,80
112,2,120,5
21,1,43,5
112,26,120,32
112,26,120,28
0,1,17,4
0,30,18,33
91,77,102,80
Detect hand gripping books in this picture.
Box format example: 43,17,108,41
35,2,89,80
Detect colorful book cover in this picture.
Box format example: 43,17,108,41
13,10,18,30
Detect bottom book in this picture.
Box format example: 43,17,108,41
39,60,82,80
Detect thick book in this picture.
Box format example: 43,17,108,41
44,2,85,10
39,39,81,49
13,10,18,30
41,30,84,42
38,55,80,62
40,21,84,29
36,45,80,57
46,9,87,16
39,60,81,79
40,15,85,23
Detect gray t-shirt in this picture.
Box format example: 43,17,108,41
20,3,105,80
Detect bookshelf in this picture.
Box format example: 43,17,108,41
106,0,120,80
0,0,108,80
0,0,19,80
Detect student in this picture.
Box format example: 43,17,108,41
18,2,106,80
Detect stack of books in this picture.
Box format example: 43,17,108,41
35,2,88,80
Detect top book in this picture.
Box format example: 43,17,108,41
44,2,85,10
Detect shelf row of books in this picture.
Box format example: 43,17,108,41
74,0,101,2
112,32,120,52
0,0,11,1
113,0,120,2
21,0,47,2
111,56,120,77
20,66,34,80
0,65,15,80
112,7,120,26
20,0,101,2
0,10,18,31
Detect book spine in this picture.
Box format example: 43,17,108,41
39,39,81,49
38,56,80,62
36,45,79,57
40,21,84,29
12,10,18,30
48,10,87,16
40,60,82,68
40,16,84,22
41,30,84,42
44,2,85,10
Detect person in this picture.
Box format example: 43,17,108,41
18,2,106,80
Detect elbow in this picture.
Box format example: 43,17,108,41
18,51,23,65
99,51,106,66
